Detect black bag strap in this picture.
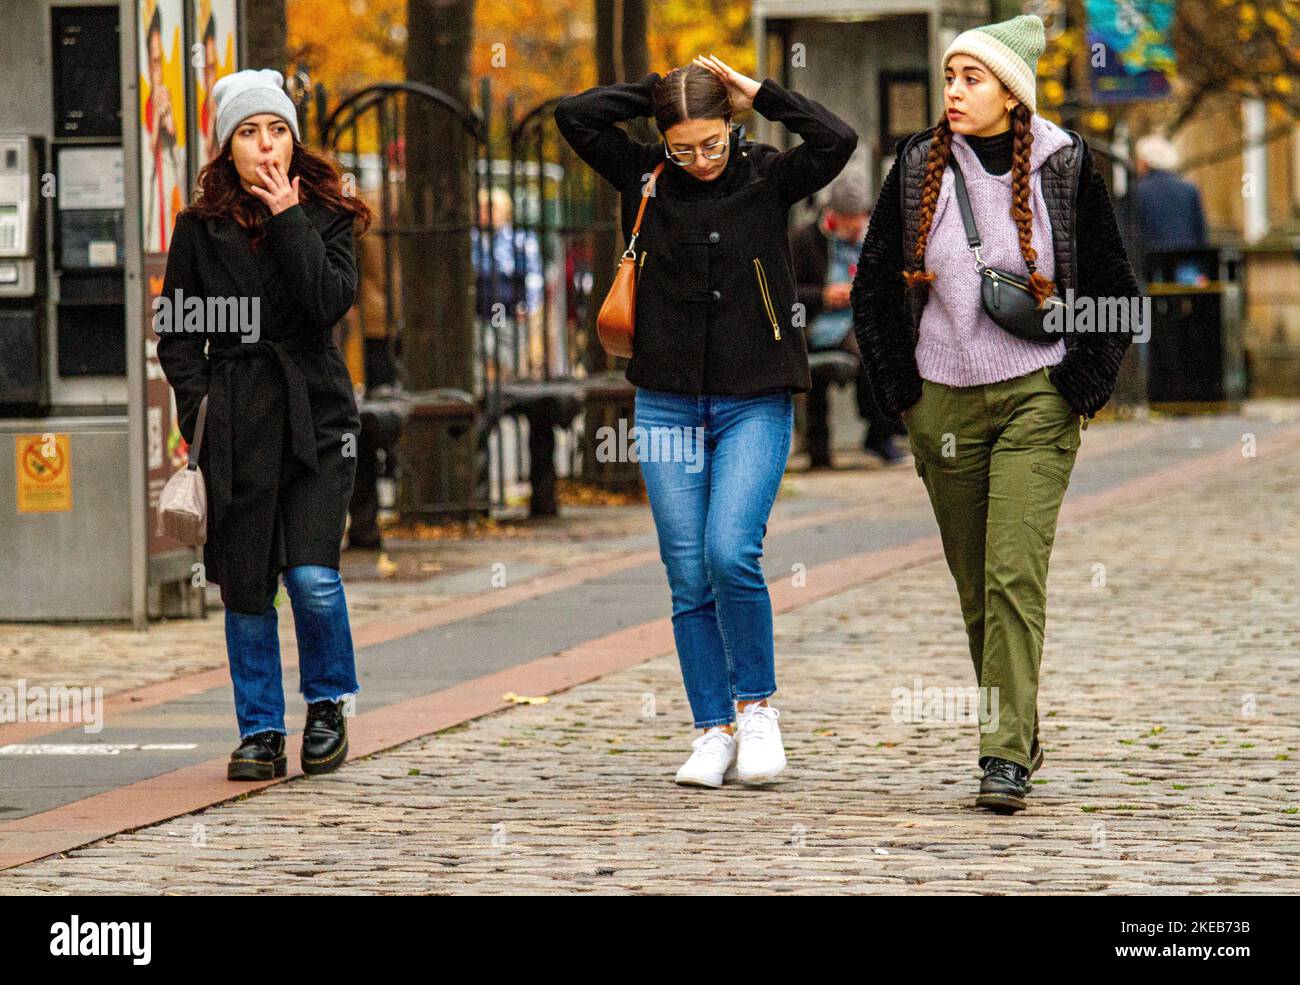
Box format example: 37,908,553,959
951,149,1044,277
948,154,983,256
187,395,208,471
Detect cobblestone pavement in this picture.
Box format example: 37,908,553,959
2,408,1296,894
0,410,1173,698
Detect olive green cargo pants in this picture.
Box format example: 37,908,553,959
902,365,1082,769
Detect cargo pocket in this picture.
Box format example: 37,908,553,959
1022,456,1073,546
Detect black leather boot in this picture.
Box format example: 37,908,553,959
976,756,1029,814
301,699,349,775
227,730,287,781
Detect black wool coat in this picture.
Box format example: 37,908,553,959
555,73,858,395
156,200,361,614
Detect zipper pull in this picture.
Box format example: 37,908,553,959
991,272,1000,307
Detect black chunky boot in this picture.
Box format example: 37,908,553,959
976,756,1029,814
301,699,349,775
227,730,287,781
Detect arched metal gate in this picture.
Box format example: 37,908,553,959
298,75,624,517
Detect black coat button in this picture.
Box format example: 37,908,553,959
708,231,720,243
710,290,721,301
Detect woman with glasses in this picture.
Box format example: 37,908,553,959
556,56,857,788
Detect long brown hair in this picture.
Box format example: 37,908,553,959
187,138,372,245
901,103,1055,307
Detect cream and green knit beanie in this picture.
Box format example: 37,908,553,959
942,14,1045,114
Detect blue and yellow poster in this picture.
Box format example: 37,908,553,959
1085,0,1177,103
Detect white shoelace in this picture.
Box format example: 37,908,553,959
737,703,779,742
693,726,733,753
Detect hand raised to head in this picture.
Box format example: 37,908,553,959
691,55,760,114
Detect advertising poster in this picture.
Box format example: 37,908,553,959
138,0,238,558
139,0,188,255
193,0,240,166
1085,0,1176,103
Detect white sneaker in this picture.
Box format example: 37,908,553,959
674,726,738,788
735,702,786,784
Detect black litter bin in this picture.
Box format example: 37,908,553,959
1145,246,1247,410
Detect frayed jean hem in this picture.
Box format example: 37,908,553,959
302,688,360,707
692,714,736,730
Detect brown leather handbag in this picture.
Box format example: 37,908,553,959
596,162,665,359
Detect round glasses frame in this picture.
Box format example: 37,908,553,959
663,124,734,167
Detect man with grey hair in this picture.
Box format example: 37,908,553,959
791,169,904,467
1133,133,1207,252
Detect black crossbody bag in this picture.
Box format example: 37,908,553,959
949,155,1067,345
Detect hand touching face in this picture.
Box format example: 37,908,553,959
230,114,299,213
248,157,300,216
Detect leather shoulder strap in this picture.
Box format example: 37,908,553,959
947,155,982,251
188,395,209,471
631,162,666,237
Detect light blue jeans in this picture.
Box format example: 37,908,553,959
223,564,361,739
634,387,794,728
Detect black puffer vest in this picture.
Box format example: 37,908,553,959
898,126,1084,336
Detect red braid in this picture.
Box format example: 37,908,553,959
1010,104,1055,306
901,116,952,290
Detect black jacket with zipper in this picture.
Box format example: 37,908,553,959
851,128,1140,421
554,72,858,395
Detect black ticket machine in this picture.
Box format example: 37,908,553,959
0,134,45,407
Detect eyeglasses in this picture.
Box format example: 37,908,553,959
664,131,730,167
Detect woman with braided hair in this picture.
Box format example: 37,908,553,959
851,15,1142,813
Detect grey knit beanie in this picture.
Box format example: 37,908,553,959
212,69,301,150
826,169,869,216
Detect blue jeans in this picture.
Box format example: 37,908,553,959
634,387,794,728
223,564,361,739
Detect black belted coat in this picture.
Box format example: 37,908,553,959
555,73,858,394
156,200,361,614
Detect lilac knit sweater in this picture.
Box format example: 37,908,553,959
914,114,1072,386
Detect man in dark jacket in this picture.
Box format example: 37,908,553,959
790,170,903,466
1133,134,1207,253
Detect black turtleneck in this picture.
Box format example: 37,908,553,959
964,127,1014,176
